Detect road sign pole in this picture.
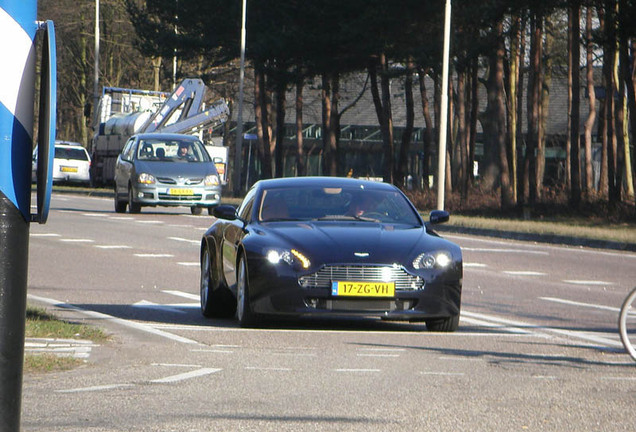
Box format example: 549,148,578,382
0,2,54,430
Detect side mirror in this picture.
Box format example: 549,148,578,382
213,204,238,221
429,210,450,225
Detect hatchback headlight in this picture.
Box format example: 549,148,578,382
205,174,220,186
137,173,155,184
266,248,311,269
413,251,453,269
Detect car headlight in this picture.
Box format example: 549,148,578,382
204,174,220,186
412,251,453,269
266,248,311,269
137,173,156,185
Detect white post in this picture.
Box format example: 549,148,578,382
93,0,100,126
437,0,451,211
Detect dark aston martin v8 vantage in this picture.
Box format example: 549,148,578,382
200,177,463,331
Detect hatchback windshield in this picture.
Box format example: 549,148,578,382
136,138,211,163
257,186,421,225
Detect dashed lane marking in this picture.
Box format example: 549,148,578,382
163,290,199,300
563,280,614,286
60,238,94,243
56,384,135,394
168,236,200,244
150,367,222,384
540,297,620,313
503,271,547,276
94,245,132,249
134,253,174,258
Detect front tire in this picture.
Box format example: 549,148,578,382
426,315,459,332
619,287,636,361
236,256,258,327
128,186,141,213
191,206,203,215
114,186,127,213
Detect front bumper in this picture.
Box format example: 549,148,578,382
245,256,462,321
133,184,222,207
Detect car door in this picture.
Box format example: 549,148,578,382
222,188,256,289
115,137,136,197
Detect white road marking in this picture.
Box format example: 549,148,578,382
150,367,221,383
29,233,61,237
56,384,134,393
136,220,163,224
111,216,134,220
357,348,405,352
134,253,174,258
168,236,200,244
246,367,292,371
191,349,234,354
82,213,108,217
563,280,613,286
133,300,187,315
177,262,199,266
420,371,465,376
163,290,199,301
462,247,549,255
28,294,200,345
60,238,94,243
152,363,202,368
503,271,547,276
464,263,487,268
540,297,620,313
461,310,622,348
95,245,132,249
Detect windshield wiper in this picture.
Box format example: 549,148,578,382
316,215,380,222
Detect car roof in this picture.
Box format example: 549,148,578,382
253,176,398,191
132,133,201,141
55,140,83,147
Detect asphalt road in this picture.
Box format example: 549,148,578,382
22,193,636,431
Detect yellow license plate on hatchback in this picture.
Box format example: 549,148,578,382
60,166,78,173
331,281,395,297
168,188,193,196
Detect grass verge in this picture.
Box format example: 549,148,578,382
24,306,109,373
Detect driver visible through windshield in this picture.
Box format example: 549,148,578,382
258,186,421,225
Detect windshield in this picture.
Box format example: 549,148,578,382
257,186,421,225
136,138,211,163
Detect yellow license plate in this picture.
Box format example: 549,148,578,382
60,166,78,173
168,188,193,196
331,281,395,297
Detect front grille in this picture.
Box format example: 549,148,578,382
299,265,423,291
158,193,202,201
157,177,203,185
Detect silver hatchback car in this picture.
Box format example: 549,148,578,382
114,133,222,215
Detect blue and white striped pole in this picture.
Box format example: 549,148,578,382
0,1,56,430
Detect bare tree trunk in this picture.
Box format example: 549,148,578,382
369,54,394,184
274,78,286,178
527,13,543,204
618,2,634,200
604,1,619,204
396,58,415,188
469,58,479,186
508,13,521,204
455,66,468,202
321,72,339,176
418,67,434,190
598,6,609,195
254,63,272,179
295,71,306,176
569,2,582,206
584,7,596,195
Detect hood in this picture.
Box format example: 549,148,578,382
255,221,442,266
134,160,217,179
